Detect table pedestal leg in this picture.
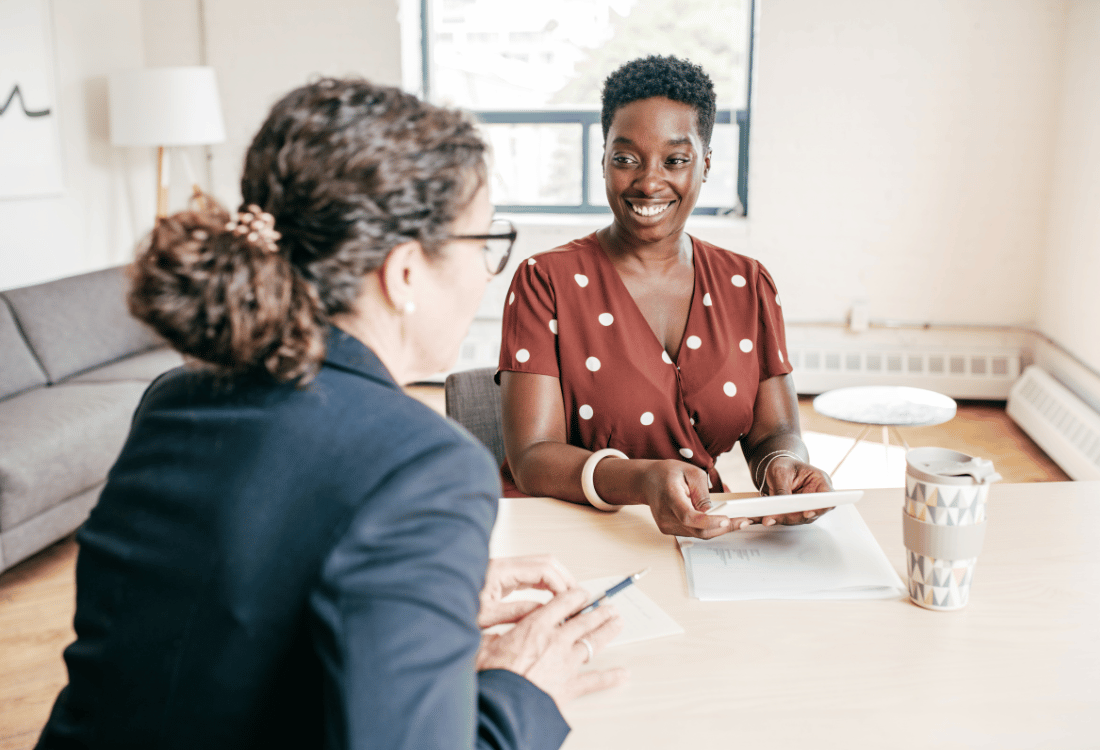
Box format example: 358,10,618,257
830,425,872,476
890,426,910,451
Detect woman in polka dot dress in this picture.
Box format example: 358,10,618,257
497,56,834,539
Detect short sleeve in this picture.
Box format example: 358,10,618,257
755,264,794,379
497,257,560,380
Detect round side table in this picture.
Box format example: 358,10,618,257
811,386,957,476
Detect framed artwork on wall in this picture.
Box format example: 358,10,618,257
0,0,64,199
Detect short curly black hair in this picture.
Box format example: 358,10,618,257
600,55,717,147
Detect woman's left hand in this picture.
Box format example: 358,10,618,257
758,455,835,526
478,555,577,629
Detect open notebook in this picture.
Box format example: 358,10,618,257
677,504,906,601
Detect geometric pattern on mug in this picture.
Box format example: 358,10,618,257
905,475,986,525
906,550,976,610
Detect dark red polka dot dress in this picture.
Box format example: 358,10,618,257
497,233,792,496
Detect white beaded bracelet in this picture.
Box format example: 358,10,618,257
580,448,628,512
754,450,802,494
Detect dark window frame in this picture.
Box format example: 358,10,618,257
420,0,755,215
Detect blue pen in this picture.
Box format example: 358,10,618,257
566,568,650,620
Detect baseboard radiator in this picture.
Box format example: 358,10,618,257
788,346,1022,400
1006,366,1100,481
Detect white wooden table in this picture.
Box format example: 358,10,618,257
490,482,1100,750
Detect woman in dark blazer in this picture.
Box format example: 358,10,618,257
36,78,624,750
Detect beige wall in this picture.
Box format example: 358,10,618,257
3,0,1096,397
1037,1,1100,387
748,0,1065,328
0,0,147,289
202,0,403,208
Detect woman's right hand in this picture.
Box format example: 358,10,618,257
634,459,747,539
476,587,628,709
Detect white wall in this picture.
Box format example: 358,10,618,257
482,1,1077,386
201,0,403,208
0,0,147,289
6,0,1096,399
1036,1,1100,399
136,0,404,214
139,0,210,216
748,0,1065,328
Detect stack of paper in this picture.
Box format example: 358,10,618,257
677,504,905,601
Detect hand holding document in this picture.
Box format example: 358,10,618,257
678,504,906,601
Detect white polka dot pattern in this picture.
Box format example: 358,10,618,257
498,235,786,487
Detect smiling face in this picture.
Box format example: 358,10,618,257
603,96,711,246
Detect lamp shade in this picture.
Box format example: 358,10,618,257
108,66,226,146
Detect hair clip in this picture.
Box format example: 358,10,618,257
225,204,282,253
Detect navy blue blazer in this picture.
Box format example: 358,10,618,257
37,328,569,750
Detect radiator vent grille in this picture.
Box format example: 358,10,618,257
788,346,1021,399
1007,366,1100,480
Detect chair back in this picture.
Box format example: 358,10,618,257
444,367,505,467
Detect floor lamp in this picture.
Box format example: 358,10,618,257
108,67,226,219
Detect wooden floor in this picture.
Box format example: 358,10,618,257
0,393,1068,748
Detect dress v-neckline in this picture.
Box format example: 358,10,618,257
590,232,700,364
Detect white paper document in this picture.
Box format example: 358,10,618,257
579,575,685,646
677,504,906,601
488,575,684,646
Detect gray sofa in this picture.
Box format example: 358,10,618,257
0,265,183,572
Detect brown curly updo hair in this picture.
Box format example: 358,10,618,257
128,77,488,383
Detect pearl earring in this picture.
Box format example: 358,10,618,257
403,300,416,314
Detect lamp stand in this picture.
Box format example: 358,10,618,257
155,145,170,219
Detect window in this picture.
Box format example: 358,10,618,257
412,0,755,215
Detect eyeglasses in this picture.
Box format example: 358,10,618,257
449,218,517,275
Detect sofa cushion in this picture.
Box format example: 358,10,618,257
0,297,48,400
68,347,184,384
2,265,163,383
1,481,103,571
0,380,148,530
